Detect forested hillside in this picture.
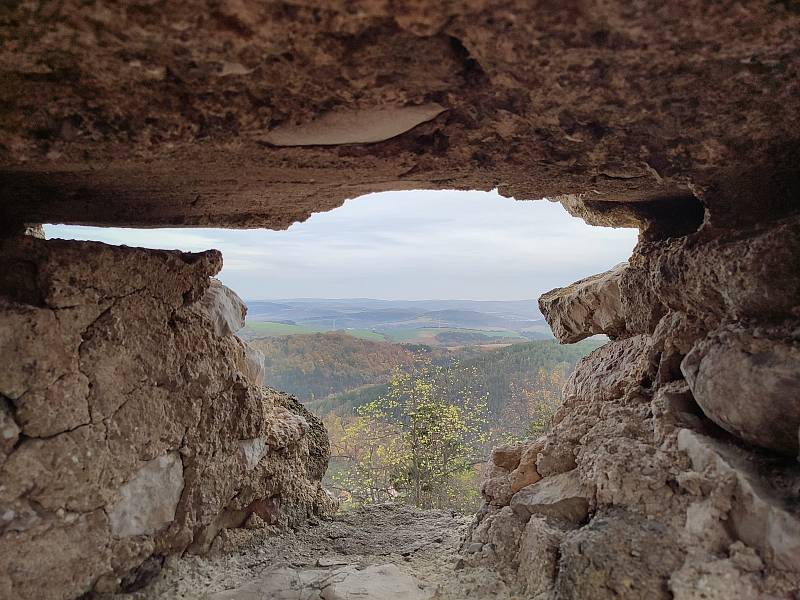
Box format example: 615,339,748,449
455,339,601,417
306,339,601,419
252,330,603,512
250,332,417,400
320,340,602,511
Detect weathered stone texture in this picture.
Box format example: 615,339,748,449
0,1,798,598
539,263,628,343
509,470,589,526
678,429,800,571
476,202,800,597
555,510,684,600
1,1,799,229
0,237,334,599
208,563,434,600
682,327,800,455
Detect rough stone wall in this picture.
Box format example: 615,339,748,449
2,1,799,228
1,1,799,597
467,204,800,596
0,236,335,599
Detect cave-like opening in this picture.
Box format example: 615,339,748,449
41,189,637,518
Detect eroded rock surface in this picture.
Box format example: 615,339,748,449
475,197,800,596
539,263,627,343
1,1,799,598
2,1,800,229
207,563,434,600
0,236,334,599
108,452,185,538
115,504,513,600
681,327,800,455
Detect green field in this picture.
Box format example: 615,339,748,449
244,321,543,345
245,321,386,341
382,327,526,343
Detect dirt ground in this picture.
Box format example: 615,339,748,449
113,504,518,599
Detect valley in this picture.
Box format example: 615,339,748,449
240,298,552,346
243,301,602,513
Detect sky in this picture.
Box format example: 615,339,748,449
44,190,638,301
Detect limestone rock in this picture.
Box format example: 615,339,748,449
208,566,326,599
0,398,20,459
618,218,800,336
491,443,523,471
509,442,542,493
0,510,114,600
651,312,708,384
681,328,800,454
242,343,265,387
23,225,45,239
3,2,799,230
555,510,683,600
0,302,79,401
669,552,764,600
209,564,433,600
108,452,184,538
535,441,578,478
469,506,527,566
562,335,655,403
481,464,513,507
516,516,564,597
0,238,333,599
13,371,90,438
259,104,446,147
197,278,247,338
1,1,800,597
678,429,800,570
539,263,628,343
510,470,589,526
276,395,331,483
321,563,433,600
266,406,309,449
650,379,705,442
239,438,268,471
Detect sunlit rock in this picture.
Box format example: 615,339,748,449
539,263,628,343
491,443,523,471
509,441,543,493
510,470,589,526
108,452,184,538
197,278,246,338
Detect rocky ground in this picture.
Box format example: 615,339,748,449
113,504,516,600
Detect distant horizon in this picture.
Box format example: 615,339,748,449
45,189,638,300
244,296,540,302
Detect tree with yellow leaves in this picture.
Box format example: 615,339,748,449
331,357,489,512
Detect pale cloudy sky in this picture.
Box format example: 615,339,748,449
44,190,638,301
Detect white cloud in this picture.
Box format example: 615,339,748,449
44,190,639,300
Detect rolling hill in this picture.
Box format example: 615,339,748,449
249,332,419,400
241,298,551,345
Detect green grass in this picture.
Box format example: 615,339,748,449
336,329,386,341
246,321,325,335
244,321,386,341
382,327,525,343
244,322,538,344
